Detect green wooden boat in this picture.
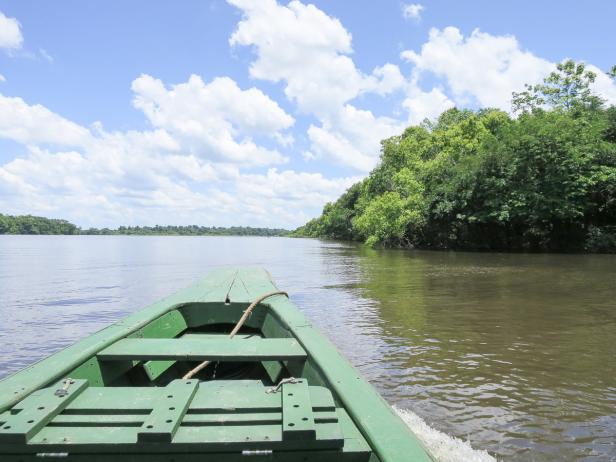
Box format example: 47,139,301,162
0,267,433,461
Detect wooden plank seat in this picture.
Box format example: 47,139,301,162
141,334,265,382
0,380,372,460
97,338,307,362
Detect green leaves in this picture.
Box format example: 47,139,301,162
0,214,79,235
512,59,601,114
353,191,423,247
297,60,616,252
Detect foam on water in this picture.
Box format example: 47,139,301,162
394,407,497,462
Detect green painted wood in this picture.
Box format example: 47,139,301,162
54,387,158,412
309,386,337,412
188,380,335,414
179,333,260,340
2,451,371,462
172,422,343,449
97,338,306,362
135,310,189,381
142,360,176,382
336,408,373,460
49,410,338,427
183,412,281,425
180,303,267,330
0,379,88,443
0,267,431,461
48,380,303,413
9,381,345,453
68,357,105,386
180,332,282,383
225,273,251,303
262,360,285,383
138,380,198,443
133,310,188,339
233,268,434,462
142,331,258,382
22,423,344,451
51,414,145,426
47,380,337,429
0,268,238,412
282,380,316,441
185,411,338,426
128,310,187,381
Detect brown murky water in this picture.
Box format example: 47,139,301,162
0,235,615,461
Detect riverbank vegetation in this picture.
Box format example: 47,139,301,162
294,61,616,252
0,214,289,237
0,214,80,235
81,225,289,236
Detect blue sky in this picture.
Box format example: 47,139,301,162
1,0,615,228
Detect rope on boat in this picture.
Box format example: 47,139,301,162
182,290,289,380
266,377,297,393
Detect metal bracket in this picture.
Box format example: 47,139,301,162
54,378,75,398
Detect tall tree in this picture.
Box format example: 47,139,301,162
512,59,599,113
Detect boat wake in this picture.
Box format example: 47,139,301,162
394,407,497,462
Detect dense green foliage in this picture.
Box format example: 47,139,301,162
0,214,289,237
295,61,616,252
0,214,80,235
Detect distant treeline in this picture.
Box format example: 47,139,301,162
0,214,289,237
294,61,616,253
81,225,289,236
0,214,80,235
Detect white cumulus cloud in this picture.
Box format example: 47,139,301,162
131,74,294,166
229,0,404,111
229,0,358,115
0,11,22,50
401,27,616,113
0,78,355,228
403,85,455,125
308,104,405,171
402,3,424,20
235,168,360,225
228,0,405,172
0,94,92,146
587,64,616,106
401,27,554,110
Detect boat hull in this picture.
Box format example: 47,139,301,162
0,267,433,461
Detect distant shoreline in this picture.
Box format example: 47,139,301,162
0,214,290,237
1,234,292,237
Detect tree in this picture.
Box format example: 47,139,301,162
297,60,616,253
512,60,599,113
353,192,418,247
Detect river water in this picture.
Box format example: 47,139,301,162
0,235,614,461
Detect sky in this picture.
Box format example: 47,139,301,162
0,0,615,229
